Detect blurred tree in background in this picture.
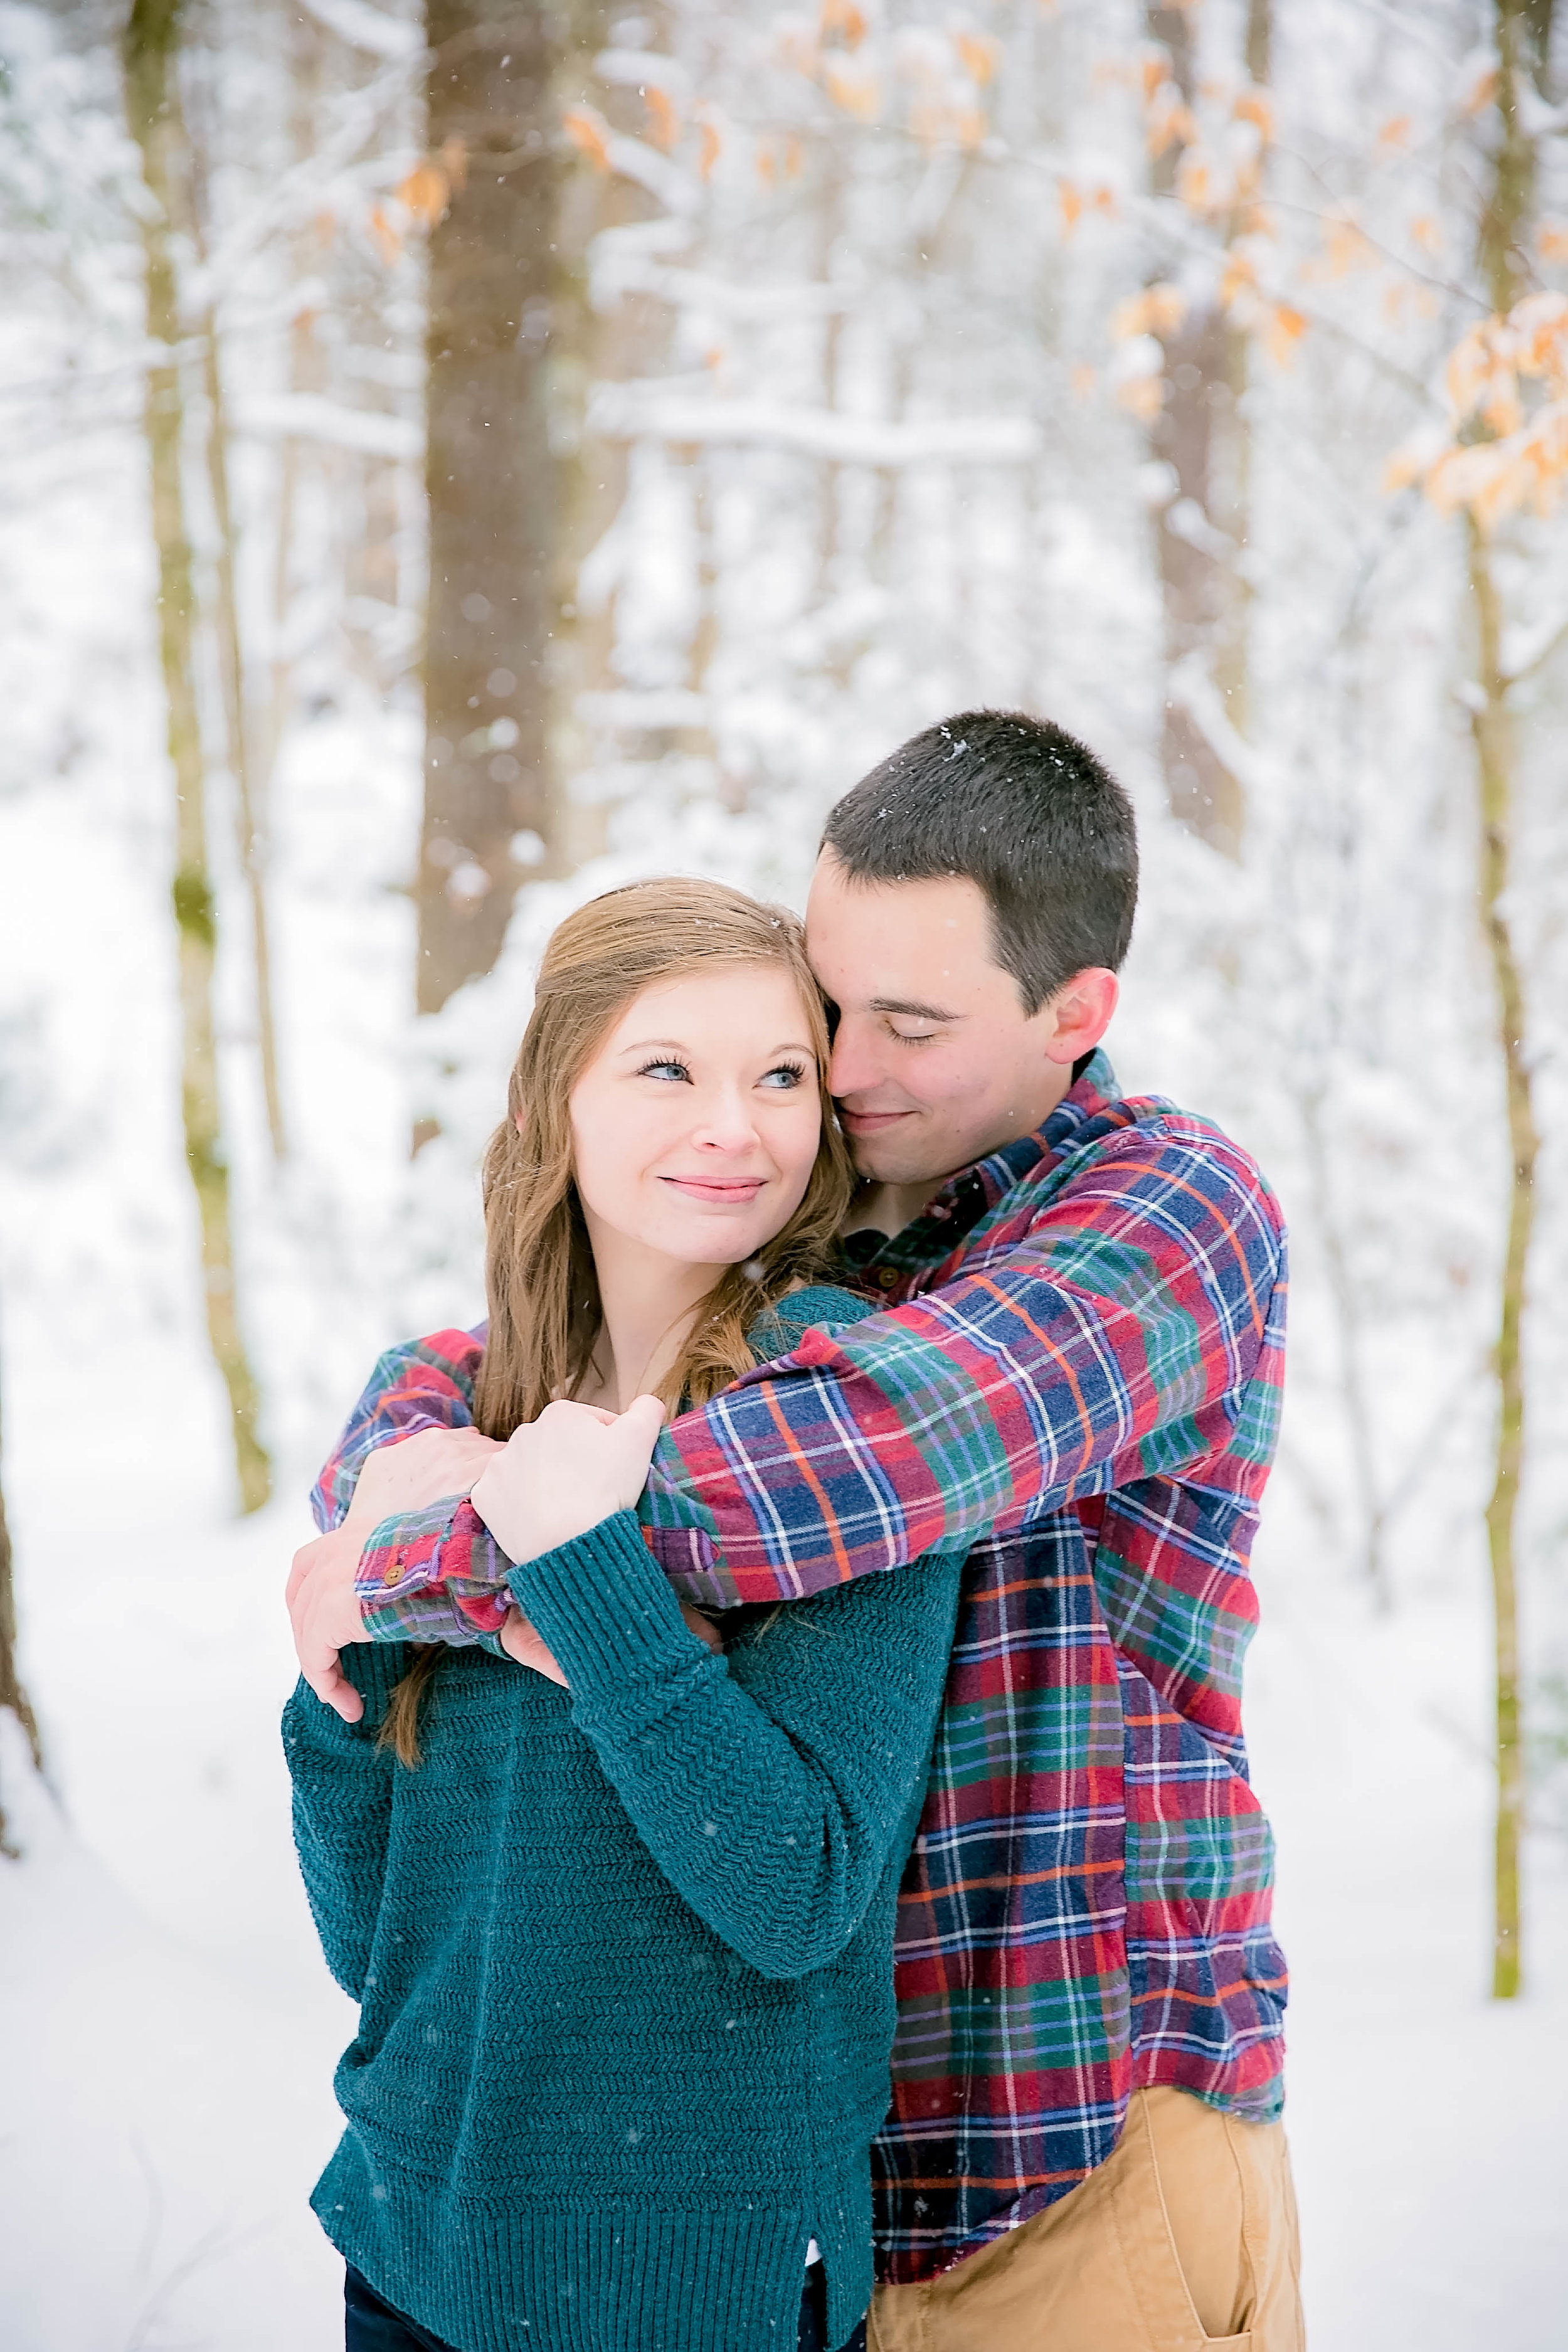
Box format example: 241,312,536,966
0,0,1565,1989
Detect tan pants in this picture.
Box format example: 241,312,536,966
869,2088,1304,2352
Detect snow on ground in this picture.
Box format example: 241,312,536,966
1,1428,1565,2349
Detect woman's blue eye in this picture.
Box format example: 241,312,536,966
760,1062,808,1090
638,1059,691,1083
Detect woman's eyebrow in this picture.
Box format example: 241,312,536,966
870,995,964,1022
614,1037,818,1058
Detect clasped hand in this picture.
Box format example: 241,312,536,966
467,1392,667,1562
288,1397,717,1725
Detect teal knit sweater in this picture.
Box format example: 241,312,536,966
285,1290,965,2352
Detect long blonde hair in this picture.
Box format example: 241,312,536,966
382,877,853,1764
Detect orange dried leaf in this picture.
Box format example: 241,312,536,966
563,105,613,172
1233,87,1274,142
1071,363,1096,398
1481,385,1524,435
820,0,867,47
398,160,450,225
956,31,1000,85
1148,95,1197,159
824,56,881,119
1116,374,1166,423
1508,290,1568,378
1382,442,1426,493
644,87,681,151
776,22,818,73
1409,213,1442,254
1322,216,1375,276
784,132,805,179
368,203,403,265
1460,62,1499,117
1058,177,1084,236
439,134,468,193
1113,282,1188,340
1377,114,1411,152
1262,304,1306,367
1220,250,1258,309
1537,220,1568,263
1175,148,1217,213
697,115,723,181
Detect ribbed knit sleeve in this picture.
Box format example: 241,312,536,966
506,1513,963,1981
282,1645,402,2001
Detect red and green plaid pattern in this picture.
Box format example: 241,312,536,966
324,1054,1290,2280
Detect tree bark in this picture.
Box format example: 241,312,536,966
123,0,270,1514
417,1,561,1015
202,314,289,1162
0,1355,44,1859
1143,2,1260,860
1467,0,1555,2001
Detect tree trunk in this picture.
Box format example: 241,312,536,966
1143,2,1260,860
417,1,561,1016
202,314,289,1162
123,0,270,1514
0,1355,45,1859
1467,0,1555,2001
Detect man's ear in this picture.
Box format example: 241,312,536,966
1041,968,1119,1067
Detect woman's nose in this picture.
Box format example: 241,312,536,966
691,1089,761,1151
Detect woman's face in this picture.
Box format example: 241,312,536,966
566,963,825,1269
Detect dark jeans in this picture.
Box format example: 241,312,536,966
344,2260,867,2351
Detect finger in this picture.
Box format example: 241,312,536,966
285,1541,319,1608
618,1393,668,1452
533,1401,617,1429
300,1643,365,1723
678,1602,723,1655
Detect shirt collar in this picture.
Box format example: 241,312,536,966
839,1048,1120,1288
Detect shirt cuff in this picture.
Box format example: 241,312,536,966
354,1493,514,1646
504,1510,699,1692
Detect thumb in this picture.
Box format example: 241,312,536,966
617,1392,667,1459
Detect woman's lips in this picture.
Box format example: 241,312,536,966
660,1176,767,1204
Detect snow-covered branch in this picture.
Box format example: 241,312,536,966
238,393,420,460
586,388,1040,466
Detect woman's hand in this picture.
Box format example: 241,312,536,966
496,1598,721,1688
344,1425,504,1528
469,1394,667,1565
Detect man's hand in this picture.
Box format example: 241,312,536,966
287,1522,373,1722
469,1395,666,1565
343,1424,503,1528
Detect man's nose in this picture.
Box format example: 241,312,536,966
827,1018,884,1101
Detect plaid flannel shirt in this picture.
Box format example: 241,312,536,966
319,1052,1290,2282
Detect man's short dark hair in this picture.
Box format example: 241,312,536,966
822,710,1138,1014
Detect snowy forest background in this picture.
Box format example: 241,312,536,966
1,0,1566,2343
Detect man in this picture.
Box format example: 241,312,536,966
292,711,1302,2349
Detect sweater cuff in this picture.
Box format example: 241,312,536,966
504,1510,699,1694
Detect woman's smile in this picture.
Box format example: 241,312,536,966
659,1173,769,1205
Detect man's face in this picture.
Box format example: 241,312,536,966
804,850,1115,1190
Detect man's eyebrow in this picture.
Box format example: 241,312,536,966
869,996,965,1023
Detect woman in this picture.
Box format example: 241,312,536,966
285,879,965,2352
